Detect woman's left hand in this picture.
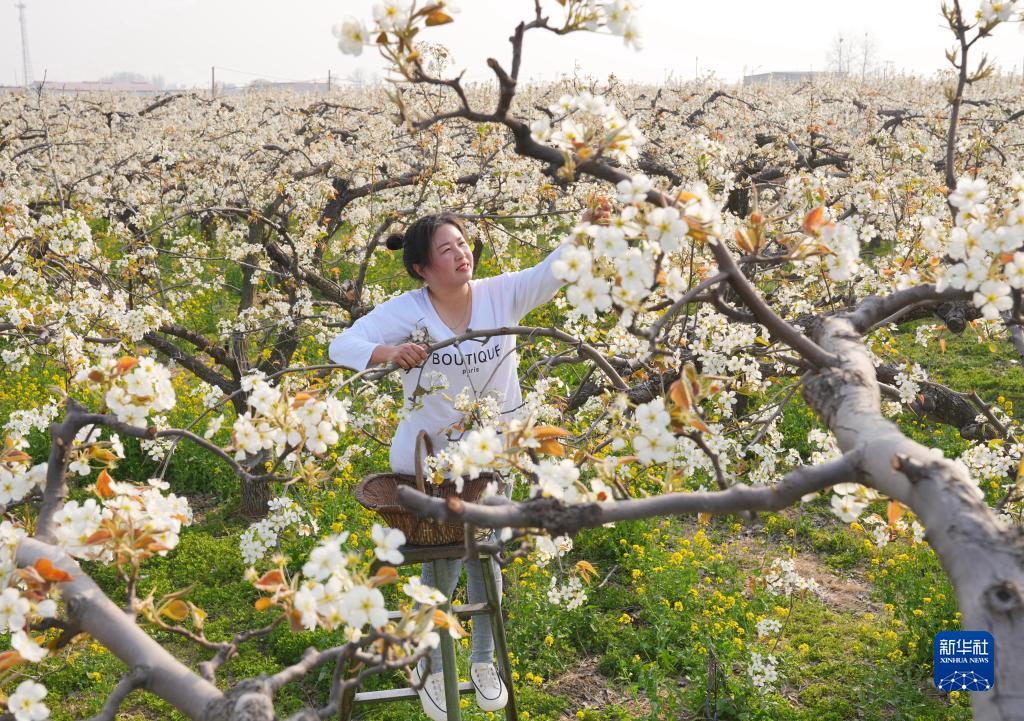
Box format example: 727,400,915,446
582,195,612,226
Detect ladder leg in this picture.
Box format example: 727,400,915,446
336,656,356,721
481,555,518,721
434,559,463,721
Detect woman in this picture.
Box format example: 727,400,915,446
328,211,582,720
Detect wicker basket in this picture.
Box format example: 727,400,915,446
355,430,494,546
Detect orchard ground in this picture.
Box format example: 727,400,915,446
3,235,1016,720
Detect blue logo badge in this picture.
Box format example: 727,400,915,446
934,631,995,692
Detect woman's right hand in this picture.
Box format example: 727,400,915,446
373,343,429,369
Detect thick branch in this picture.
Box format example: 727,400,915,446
17,539,221,720
397,450,864,537
845,285,971,334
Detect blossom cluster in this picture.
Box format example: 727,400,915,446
893,363,929,407
935,174,1024,320
252,525,450,655
533,534,574,567
52,474,193,563
0,447,46,507
0,520,70,721
547,168,723,323
546,574,587,610
531,91,646,166
747,651,779,692
67,424,125,477
977,0,1022,24
75,356,176,427
335,1,642,61
239,496,319,565
763,558,822,598
230,372,349,460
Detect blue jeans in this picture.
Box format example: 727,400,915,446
418,475,512,671
419,551,503,668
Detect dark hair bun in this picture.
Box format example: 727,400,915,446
385,233,405,251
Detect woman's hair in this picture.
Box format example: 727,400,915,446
386,213,469,281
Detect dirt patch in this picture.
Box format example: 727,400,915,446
726,528,879,616
790,554,877,614
186,492,220,525
547,656,652,718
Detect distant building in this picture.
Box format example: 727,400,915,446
742,71,834,86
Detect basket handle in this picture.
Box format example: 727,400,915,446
414,430,434,494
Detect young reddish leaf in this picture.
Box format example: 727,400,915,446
90,447,119,463
575,560,597,584
116,356,139,374
254,597,275,611
803,206,827,234
291,391,315,408
684,363,702,400
734,228,755,253
160,599,190,622
0,651,25,671
669,379,690,411
96,469,115,499
85,528,113,545
255,569,285,590
1,449,31,464
887,500,906,527
533,425,571,440
688,417,711,434
425,10,454,25
369,566,400,587
432,609,468,636
537,438,565,457
34,558,72,583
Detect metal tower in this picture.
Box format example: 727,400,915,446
15,2,34,88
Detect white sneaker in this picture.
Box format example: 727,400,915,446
471,662,508,712
410,664,448,721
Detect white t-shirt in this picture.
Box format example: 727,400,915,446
328,241,570,474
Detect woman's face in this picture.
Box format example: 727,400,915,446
414,223,474,288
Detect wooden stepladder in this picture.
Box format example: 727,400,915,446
337,543,518,721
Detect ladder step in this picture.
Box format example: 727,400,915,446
353,681,475,704
451,602,492,616
386,602,493,621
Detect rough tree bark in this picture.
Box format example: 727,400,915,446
806,312,1024,721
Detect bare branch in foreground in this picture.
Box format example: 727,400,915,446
397,450,865,537
83,666,149,721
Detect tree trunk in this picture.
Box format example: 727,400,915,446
804,316,1024,720
239,476,271,519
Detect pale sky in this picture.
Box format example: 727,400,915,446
4,1,1024,88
